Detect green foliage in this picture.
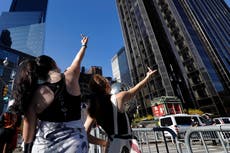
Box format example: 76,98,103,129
145,114,154,120
132,114,154,125
188,108,204,115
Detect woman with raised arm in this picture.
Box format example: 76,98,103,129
84,67,157,153
13,35,89,153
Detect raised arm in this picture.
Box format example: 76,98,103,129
116,67,157,109
66,35,88,77
63,35,89,96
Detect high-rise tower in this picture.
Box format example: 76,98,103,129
0,0,48,113
0,0,48,56
116,0,229,116
111,47,132,87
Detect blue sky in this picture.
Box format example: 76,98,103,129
0,0,230,78
0,0,124,77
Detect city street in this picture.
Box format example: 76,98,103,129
13,141,228,153
0,0,229,153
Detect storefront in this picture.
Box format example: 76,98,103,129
151,96,183,117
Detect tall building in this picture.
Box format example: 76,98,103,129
116,0,230,116
0,0,48,56
111,47,132,87
80,66,103,98
0,46,35,114
0,0,48,114
79,66,112,104
87,66,103,75
111,47,137,117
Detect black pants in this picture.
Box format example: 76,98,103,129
0,127,15,153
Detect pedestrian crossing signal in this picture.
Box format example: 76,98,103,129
2,85,8,97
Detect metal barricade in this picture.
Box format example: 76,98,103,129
185,125,230,153
88,127,108,153
89,126,184,153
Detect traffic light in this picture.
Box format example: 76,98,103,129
2,85,8,97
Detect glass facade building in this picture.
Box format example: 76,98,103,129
111,47,135,115
116,0,229,116
0,49,18,114
185,0,229,73
111,47,132,87
10,0,48,18
0,0,47,113
7,23,45,56
0,46,34,114
0,0,48,56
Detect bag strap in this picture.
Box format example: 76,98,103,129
125,110,132,134
111,95,132,135
111,95,118,135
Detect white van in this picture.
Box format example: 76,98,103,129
159,114,205,138
213,117,230,125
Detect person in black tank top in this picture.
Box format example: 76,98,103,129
12,35,89,153
84,67,157,153
37,74,82,122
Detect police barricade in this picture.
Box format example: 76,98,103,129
88,126,108,153
89,126,183,153
185,125,230,153
132,127,182,153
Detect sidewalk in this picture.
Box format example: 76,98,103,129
13,147,23,153
13,133,23,153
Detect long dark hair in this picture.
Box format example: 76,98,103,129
87,74,111,118
13,55,58,114
13,59,38,114
35,55,59,81
89,74,111,94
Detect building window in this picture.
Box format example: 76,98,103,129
0,67,3,76
196,88,207,98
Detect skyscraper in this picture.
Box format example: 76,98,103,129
111,47,132,87
0,0,48,56
116,0,229,116
0,0,48,113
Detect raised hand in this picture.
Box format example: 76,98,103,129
81,34,88,46
146,67,157,78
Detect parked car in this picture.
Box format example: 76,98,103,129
213,117,230,125
159,114,205,139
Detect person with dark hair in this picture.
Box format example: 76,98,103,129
0,104,22,153
84,67,157,153
12,35,89,153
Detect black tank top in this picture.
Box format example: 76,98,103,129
38,74,81,122
93,95,129,136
